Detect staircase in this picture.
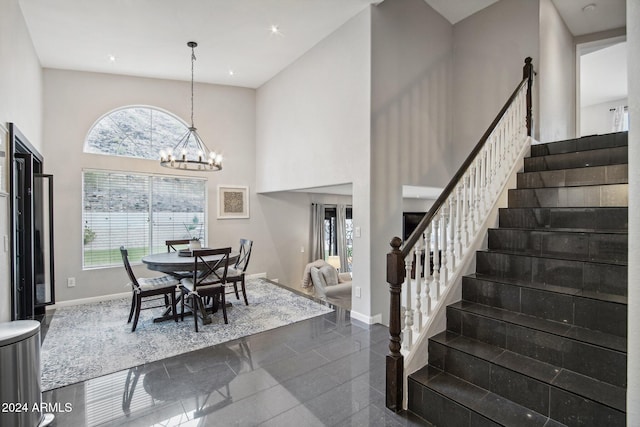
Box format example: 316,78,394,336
407,132,628,427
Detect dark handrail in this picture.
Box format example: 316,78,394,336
401,57,533,258
385,57,534,413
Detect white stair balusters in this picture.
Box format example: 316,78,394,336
402,255,414,353
396,80,530,355
413,240,423,337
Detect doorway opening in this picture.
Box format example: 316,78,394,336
576,36,628,136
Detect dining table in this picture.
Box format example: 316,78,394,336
141,250,239,278
141,250,239,323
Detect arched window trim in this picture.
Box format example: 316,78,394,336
84,105,190,161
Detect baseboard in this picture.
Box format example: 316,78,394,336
350,311,382,325
49,272,270,310
48,291,131,310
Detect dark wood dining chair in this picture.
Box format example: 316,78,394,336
179,247,232,332
166,239,191,252
225,239,253,305
120,246,179,332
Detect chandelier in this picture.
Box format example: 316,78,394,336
160,41,222,171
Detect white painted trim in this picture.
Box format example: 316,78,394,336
350,310,382,325
48,272,269,310
48,291,131,309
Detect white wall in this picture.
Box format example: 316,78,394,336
0,0,43,322
255,10,371,194
41,69,292,302
626,0,639,423
256,9,372,319
452,0,540,161
581,98,628,136
539,0,575,143
370,0,453,323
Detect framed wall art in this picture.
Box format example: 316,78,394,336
217,185,249,219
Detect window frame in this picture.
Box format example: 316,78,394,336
82,168,208,270
83,105,189,161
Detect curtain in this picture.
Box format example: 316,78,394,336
336,204,348,273
310,203,325,262
612,106,626,132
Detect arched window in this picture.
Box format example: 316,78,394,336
82,106,208,269
84,106,187,160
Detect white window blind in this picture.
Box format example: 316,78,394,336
83,170,206,268
151,176,206,253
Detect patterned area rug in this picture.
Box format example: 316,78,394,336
40,278,332,391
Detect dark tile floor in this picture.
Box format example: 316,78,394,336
42,305,428,426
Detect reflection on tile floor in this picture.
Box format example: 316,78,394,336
43,308,428,426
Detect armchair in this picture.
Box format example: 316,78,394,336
302,260,352,306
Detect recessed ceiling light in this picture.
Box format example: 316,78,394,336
582,3,596,12
108,54,116,63
228,69,235,76
270,24,282,36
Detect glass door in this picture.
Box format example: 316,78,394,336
34,174,54,307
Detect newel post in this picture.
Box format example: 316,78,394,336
523,57,534,137
386,237,404,412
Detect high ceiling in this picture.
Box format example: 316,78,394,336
18,0,627,89
18,0,380,88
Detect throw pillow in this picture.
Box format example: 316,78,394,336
310,267,324,289
319,264,339,287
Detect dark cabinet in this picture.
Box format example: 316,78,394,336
9,124,55,320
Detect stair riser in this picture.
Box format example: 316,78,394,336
524,146,627,172
408,378,497,427
517,164,627,189
429,341,549,415
410,378,625,427
508,184,628,208
550,388,626,426
498,207,628,230
462,277,627,337
476,252,627,297
487,229,627,264
531,132,628,157
427,341,626,422
446,307,627,387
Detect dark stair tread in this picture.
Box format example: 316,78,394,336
482,244,627,265
531,132,628,156
410,366,555,427
491,227,627,235
523,146,628,172
516,176,628,190
449,301,627,353
498,207,628,231
488,228,628,264
479,248,628,267
466,273,628,305
491,226,627,234
517,164,628,189
430,331,626,412
507,185,629,209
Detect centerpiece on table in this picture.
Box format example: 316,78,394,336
184,216,203,251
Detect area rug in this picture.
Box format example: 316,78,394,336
40,278,332,391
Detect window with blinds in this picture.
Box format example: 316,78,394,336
83,170,207,269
